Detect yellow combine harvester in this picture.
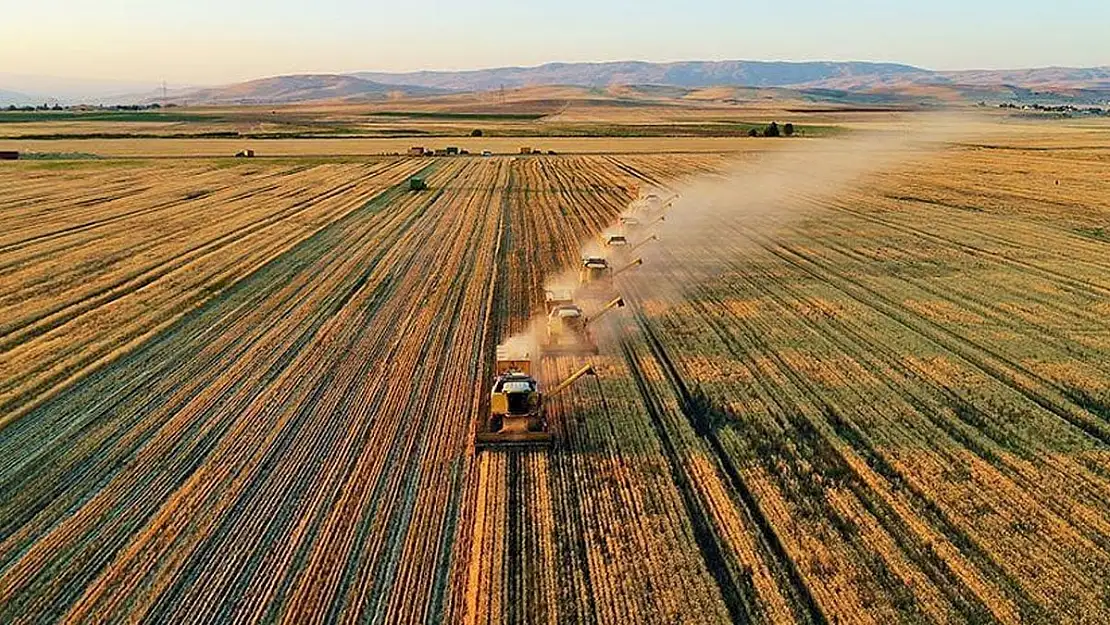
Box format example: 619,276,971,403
620,213,665,233
475,347,597,449
632,192,677,221
578,256,643,292
542,296,625,355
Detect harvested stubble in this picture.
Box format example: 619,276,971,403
2,136,1109,624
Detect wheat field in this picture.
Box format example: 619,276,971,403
1,118,1109,623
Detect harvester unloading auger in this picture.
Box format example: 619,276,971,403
628,234,658,254
475,348,597,450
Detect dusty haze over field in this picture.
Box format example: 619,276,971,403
620,114,989,303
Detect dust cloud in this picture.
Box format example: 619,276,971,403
501,113,987,365
618,113,988,307
497,321,542,363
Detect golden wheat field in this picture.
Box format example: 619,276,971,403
1,117,1109,624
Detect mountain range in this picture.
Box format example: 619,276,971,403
4,61,1110,106
353,60,933,91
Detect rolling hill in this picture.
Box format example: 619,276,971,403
160,74,450,105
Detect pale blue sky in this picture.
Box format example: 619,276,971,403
2,0,1106,85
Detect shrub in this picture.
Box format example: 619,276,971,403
470,128,483,137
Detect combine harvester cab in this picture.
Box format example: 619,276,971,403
600,232,629,248
544,288,575,313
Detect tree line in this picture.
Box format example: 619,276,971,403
748,122,795,137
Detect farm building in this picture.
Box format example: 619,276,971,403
408,146,426,156
0,151,18,160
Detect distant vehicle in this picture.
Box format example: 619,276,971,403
234,149,255,158
446,146,459,155
481,150,492,157
408,146,426,156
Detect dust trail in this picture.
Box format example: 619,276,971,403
496,322,543,362
618,113,989,309
508,113,985,361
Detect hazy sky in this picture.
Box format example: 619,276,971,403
2,0,1107,86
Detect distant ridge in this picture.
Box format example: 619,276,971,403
351,60,1110,98
164,74,450,105
7,61,1110,106
353,60,931,91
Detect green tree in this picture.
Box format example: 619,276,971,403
784,122,795,136
470,128,483,137
747,128,759,137
763,122,780,137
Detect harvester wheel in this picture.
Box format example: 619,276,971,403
489,414,503,433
